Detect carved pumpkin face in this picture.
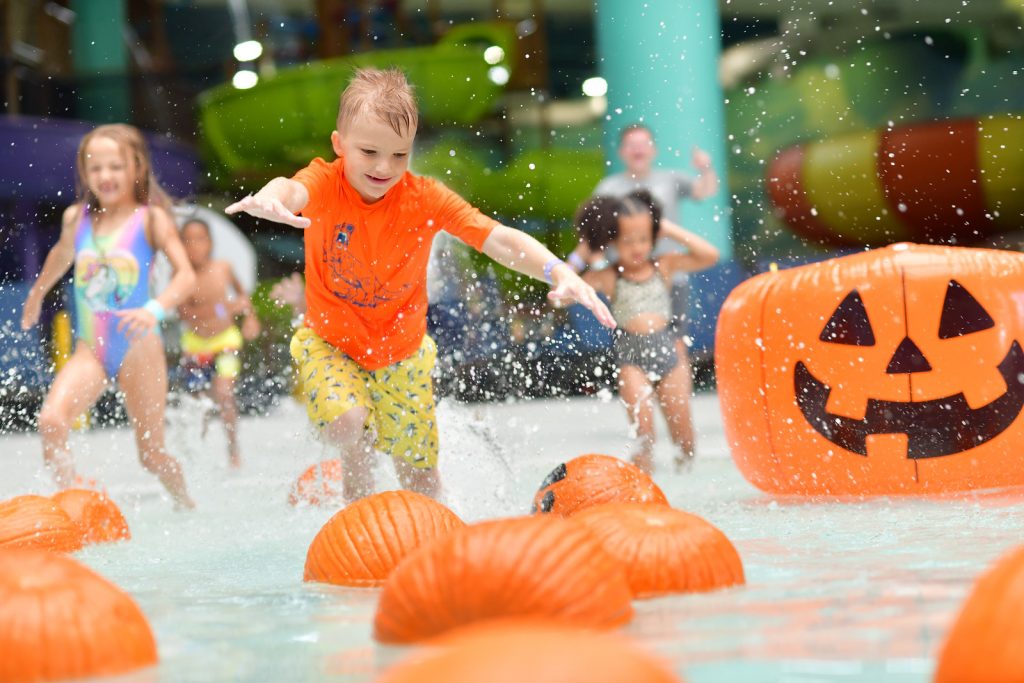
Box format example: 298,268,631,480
716,244,1024,495
531,454,668,516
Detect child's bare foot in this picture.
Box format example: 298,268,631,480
172,493,197,511
674,451,695,474
69,474,103,491
200,409,212,440
228,451,242,470
630,451,654,475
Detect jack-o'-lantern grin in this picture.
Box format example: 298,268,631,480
793,283,1024,459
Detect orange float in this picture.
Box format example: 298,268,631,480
373,515,633,643
0,495,83,552
531,453,668,516
0,548,157,682
716,243,1024,495
288,459,345,506
935,545,1024,683
573,503,744,598
377,620,682,683
304,490,464,587
52,489,130,545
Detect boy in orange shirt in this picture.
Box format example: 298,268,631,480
226,68,614,502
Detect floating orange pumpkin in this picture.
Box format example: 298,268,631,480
0,548,157,682
373,515,633,643
304,490,464,587
572,503,744,598
532,454,668,516
288,459,345,506
935,545,1024,683
377,620,683,683
52,489,130,545
0,495,83,552
717,244,1024,495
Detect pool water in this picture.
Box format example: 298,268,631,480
1,392,1015,682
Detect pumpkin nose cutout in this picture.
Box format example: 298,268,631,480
886,337,932,374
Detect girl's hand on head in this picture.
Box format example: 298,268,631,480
21,293,42,330
114,307,159,340
225,195,311,229
548,269,617,329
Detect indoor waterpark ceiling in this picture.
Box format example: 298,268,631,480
226,0,1023,22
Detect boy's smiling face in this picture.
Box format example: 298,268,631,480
332,113,415,203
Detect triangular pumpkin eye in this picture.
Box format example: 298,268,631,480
820,290,876,346
939,280,995,339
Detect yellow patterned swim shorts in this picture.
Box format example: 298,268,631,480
180,325,243,378
289,327,439,469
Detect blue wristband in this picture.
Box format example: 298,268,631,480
543,258,565,284
143,299,166,322
566,252,586,272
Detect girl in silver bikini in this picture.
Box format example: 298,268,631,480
582,191,719,474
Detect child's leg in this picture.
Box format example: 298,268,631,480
373,336,442,500
119,335,194,509
37,346,108,487
323,407,376,502
291,327,379,502
618,364,656,474
656,347,697,467
393,458,441,499
211,375,241,468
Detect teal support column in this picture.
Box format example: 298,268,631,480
71,0,129,123
595,0,731,257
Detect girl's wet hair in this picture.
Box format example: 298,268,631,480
574,195,621,250
75,123,173,211
618,189,662,243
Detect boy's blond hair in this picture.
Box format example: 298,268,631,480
337,67,418,136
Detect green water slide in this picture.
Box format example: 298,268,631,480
412,142,604,225
198,23,515,184
199,20,606,224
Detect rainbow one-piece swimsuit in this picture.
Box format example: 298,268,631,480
73,207,155,378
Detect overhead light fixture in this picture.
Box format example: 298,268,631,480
487,66,510,85
582,76,607,97
233,39,263,62
516,19,536,37
232,69,259,89
483,45,505,65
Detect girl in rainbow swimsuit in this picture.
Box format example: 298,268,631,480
21,124,197,509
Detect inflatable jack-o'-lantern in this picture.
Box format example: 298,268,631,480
716,244,1024,495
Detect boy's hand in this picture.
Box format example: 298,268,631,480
547,265,616,329
241,313,261,340
692,147,713,172
270,273,305,310
225,195,311,229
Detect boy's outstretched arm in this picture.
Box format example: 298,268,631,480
225,177,311,229
481,225,616,328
